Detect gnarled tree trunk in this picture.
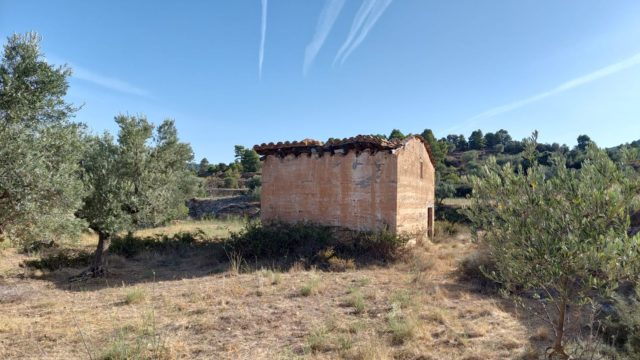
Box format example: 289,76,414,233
90,231,111,277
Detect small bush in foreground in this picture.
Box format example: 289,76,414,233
225,221,409,269
465,137,640,357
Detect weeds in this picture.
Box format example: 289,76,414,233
306,327,331,353
99,312,169,360
227,251,244,275
124,288,146,305
386,302,417,345
433,220,464,242
346,289,367,314
262,269,282,285
300,274,321,297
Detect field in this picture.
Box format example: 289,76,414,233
0,219,546,359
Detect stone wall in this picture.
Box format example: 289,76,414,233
396,138,435,236
261,149,398,231
187,196,259,219
260,137,435,235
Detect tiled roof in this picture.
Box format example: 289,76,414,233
254,135,434,163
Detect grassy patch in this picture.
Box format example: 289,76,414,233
99,311,170,360
388,314,417,345
345,289,367,314
300,274,321,297
306,327,331,353
124,288,146,305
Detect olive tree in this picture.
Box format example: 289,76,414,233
0,32,86,246
79,115,200,276
465,135,640,358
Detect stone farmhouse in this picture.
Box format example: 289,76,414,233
253,135,435,237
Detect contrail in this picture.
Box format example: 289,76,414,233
259,0,268,79
48,57,151,98
303,0,346,75
449,51,640,133
333,0,376,66
336,0,392,66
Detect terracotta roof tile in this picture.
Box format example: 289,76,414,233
254,135,434,163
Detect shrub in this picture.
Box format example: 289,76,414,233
247,175,261,190
602,290,640,357
457,248,497,289
433,220,463,242
248,186,261,201
226,221,334,262
339,228,409,261
435,205,470,224
465,137,640,356
225,222,409,268
109,231,207,259
23,249,92,271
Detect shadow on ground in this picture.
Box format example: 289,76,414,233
21,230,405,292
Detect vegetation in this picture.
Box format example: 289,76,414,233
465,134,640,358
225,221,409,269
4,31,640,359
78,115,200,276
0,32,86,247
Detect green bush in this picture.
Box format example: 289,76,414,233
602,290,640,357
24,249,93,271
458,248,498,290
225,222,408,268
226,221,334,261
109,231,207,258
435,205,470,223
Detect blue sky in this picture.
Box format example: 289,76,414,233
1,0,640,163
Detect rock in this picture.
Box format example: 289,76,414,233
187,196,260,219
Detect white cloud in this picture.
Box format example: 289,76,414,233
452,51,640,132
303,0,346,75
334,0,392,66
259,0,268,79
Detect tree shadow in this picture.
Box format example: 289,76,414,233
22,230,404,292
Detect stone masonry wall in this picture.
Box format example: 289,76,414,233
396,138,435,235
261,149,398,232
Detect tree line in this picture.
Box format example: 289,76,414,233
0,33,201,276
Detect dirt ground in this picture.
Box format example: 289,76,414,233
0,221,545,360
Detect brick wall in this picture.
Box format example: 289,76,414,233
396,138,435,236
260,137,435,235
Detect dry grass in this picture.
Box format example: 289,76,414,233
0,220,545,359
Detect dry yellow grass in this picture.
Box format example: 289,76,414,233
0,220,541,359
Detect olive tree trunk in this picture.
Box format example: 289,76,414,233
90,231,111,277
